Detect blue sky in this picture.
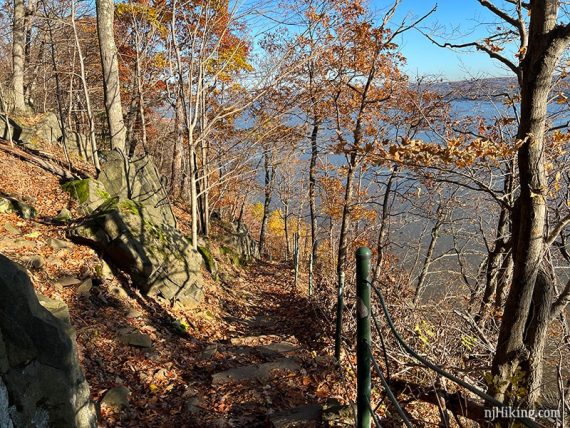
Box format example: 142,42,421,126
372,0,517,81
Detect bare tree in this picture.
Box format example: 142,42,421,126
96,0,126,153
12,0,26,111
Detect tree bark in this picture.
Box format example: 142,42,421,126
170,91,184,198
309,119,319,291
477,202,511,324
334,151,356,360
490,0,567,406
96,0,126,153
12,0,26,112
259,147,274,257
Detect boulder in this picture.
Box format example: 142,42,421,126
100,386,129,411
213,221,259,263
2,112,62,148
64,130,95,162
68,199,204,309
62,179,111,215
0,196,36,219
98,151,176,228
0,254,97,427
0,112,93,161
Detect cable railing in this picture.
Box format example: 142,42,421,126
351,246,543,428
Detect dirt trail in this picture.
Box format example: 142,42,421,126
192,260,341,427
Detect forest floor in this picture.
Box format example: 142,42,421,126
0,143,352,426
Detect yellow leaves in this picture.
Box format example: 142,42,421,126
267,210,285,237
461,335,477,351
24,231,41,238
250,202,264,222
115,3,168,38
414,320,435,347
554,171,562,193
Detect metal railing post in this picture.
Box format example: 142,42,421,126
356,247,372,428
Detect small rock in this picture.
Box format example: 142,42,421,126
55,208,72,221
55,276,82,287
126,308,143,318
37,294,71,326
3,222,20,235
77,278,93,298
0,239,34,250
0,198,12,214
95,260,114,280
22,255,44,269
200,344,218,360
47,237,72,249
110,286,129,300
185,396,203,414
0,197,35,218
118,332,153,348
270,404,322,428
101,386,130,411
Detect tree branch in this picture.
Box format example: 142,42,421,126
478,0,522,33
420,31,520,77
545,213,570,247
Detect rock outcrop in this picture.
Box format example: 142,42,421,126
212,221,259,263
0,254,96,427
62,151,204,308
62,179,110,215
68,197,204,308
98,151,176,228
0,111,94,161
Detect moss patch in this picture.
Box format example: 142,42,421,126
117,199,142,216
62,179,110,205
220,246,241,267
197,245,217,277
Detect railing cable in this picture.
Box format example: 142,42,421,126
369,280,541,428
369,343,414,427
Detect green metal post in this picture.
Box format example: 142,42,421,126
334,270,345,361
356,247,372,428
293,232,299,289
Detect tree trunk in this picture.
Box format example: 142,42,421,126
284,202,290,261
170,92,184,198
12,0,26,112
334,151,356,361
372,166,396,285
72,0,100,171
309,119,319,291
490,0,563,406
96,0,126,153
413,214,442,306
259,148,274,257
477,202,511,324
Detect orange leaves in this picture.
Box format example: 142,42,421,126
385,136,519,169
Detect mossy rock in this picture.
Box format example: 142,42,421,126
197,245,217,278
62,179,110,214
220,246,241,267
67,203,205,309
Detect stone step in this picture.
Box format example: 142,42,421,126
269,404,322,428
211,358,300,385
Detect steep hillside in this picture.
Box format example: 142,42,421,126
0,142,355,427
